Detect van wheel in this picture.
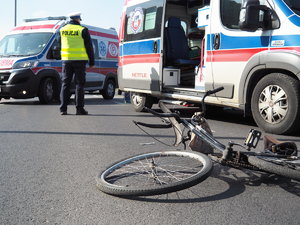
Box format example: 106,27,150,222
102,79,116,99
130,93,154,112
251,73,300,134
38,78,55,104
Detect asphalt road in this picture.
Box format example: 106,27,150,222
0,94,299,225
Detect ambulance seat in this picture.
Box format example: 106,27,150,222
165,17,199,66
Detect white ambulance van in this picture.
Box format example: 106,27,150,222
118,0,300,135
0,16,118,104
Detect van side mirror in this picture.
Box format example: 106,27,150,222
52,45,61,60
239,0,280,31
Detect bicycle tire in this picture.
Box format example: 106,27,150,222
96,151,213,196
248,156,300,181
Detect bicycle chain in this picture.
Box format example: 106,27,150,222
210,155,259,171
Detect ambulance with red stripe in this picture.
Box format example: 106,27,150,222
118,0,300,134
0,16,118,104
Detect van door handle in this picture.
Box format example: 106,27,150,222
214,33,220,50
153,40,158,53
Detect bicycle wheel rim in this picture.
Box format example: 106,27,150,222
248,156,300,181
96,151,213,196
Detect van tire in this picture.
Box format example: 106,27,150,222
130,93,154,112
38,78,55,104
251,73,300,134
102,79,116,100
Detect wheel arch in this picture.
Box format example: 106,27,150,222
36,68,61,97
239,51,300,116
101,72,118,99
104,72,118,88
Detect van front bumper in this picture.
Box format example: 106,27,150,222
0,68,39,99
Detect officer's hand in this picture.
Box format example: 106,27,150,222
89,65,95,68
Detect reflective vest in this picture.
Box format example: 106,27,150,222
60,24,89,60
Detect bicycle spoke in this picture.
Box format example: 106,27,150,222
104,155,205,186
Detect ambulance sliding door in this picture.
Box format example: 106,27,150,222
119,0,165,92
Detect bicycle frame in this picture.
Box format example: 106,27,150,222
157,98,226,152
181,119,226,152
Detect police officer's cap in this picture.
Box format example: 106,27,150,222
68,12,82,21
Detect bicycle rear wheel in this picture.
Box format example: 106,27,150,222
248,156,300,181
96,151,213,196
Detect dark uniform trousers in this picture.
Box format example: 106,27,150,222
60,61,86,112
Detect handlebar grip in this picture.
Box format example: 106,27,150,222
206,87,224,95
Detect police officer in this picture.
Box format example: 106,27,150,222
59,12,95,115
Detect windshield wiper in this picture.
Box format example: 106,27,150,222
0,54,32,57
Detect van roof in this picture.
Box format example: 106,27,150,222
10,19,65,33
8,18,118,40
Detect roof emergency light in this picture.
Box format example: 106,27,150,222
24,16,67,22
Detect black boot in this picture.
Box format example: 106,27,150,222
76,108,88,115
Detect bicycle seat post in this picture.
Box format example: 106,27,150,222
222,141,234,160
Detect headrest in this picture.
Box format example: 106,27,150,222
168,17,181,28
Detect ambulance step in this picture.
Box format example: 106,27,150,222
163,86,205,95
162,88,206,103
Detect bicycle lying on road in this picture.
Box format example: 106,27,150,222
96,87,300,197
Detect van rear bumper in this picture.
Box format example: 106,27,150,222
0,69,39,99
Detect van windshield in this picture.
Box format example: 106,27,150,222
0,32,52,57
283,0,300,15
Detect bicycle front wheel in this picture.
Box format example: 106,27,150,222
248,156,300,181
96,151,213,196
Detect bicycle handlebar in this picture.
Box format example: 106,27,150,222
144,107,181,121
145,87,224,120
141,87,227,151
133,120,172,129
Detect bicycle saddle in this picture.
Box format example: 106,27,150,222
264,135,298,156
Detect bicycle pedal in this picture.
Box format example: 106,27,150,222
244,129,262,150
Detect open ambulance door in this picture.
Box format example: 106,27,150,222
119,0,165,95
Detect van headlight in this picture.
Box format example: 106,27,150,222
13,60,39,69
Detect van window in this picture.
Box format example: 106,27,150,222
220,0,243,29
283,0,300,15
91,39,99,59
0,33,52,57
221,0,274,29
124,0,164,42
47,39,60,60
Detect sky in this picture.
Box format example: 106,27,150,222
0,0,124,38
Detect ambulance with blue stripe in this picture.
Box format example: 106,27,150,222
0,16,118,104
118,0,300,134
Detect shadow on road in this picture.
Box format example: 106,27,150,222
120,177,246,204
0,96,125,106
116,165,247,203
237,172,300,197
